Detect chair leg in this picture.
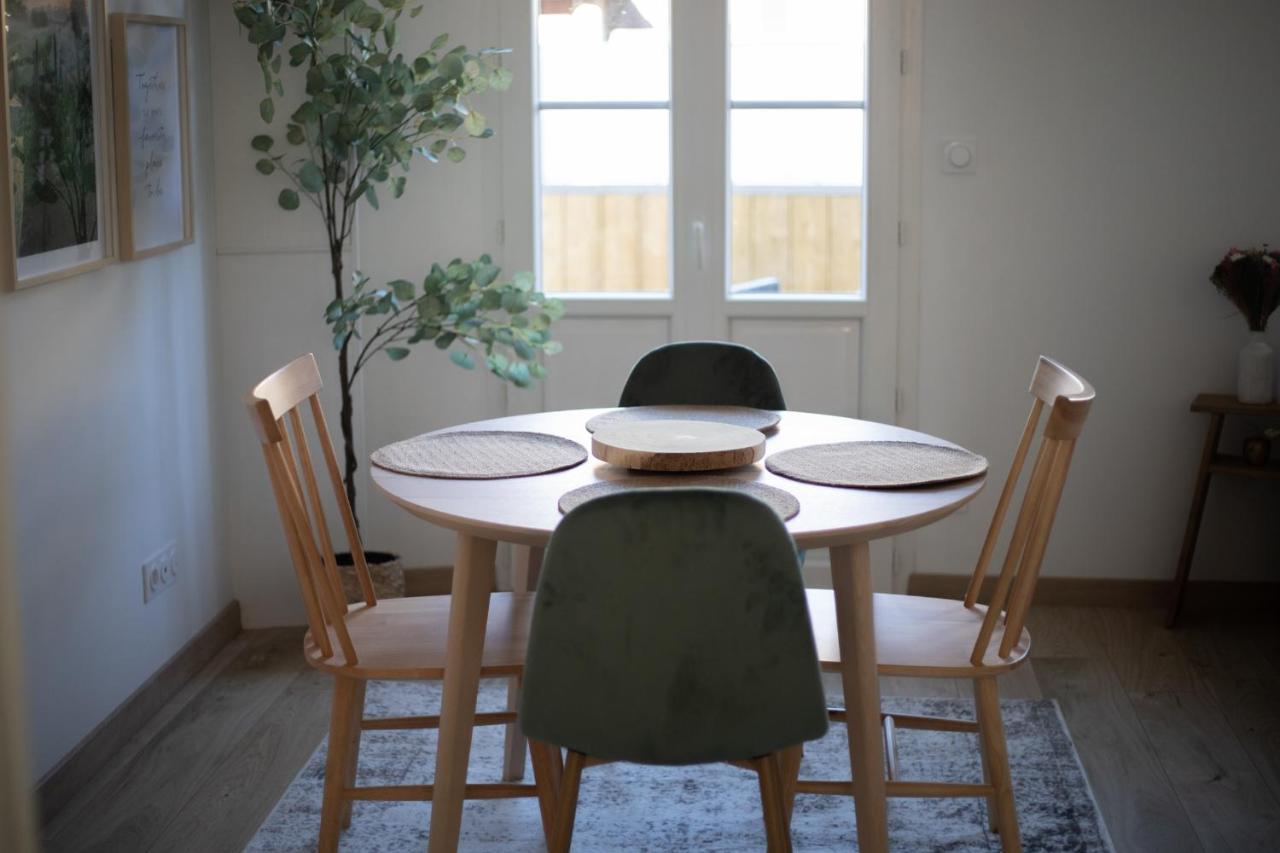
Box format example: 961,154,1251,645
550,750,587,853
529,739,564,845
976,701,999,833
340,680,367,829
974,676,1021,853
319,677,360,852
756,753,793,853
503,675,527,781
777,745,803,823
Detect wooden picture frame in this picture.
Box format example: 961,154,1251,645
0,0,116,291
109,13,192,261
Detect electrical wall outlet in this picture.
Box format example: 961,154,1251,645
142,543,178,604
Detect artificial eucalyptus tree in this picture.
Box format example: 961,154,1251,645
233,0,564,521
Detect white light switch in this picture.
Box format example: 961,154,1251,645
942,136,977,174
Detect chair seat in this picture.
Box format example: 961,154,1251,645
305,592,533,679
806,590,1031,677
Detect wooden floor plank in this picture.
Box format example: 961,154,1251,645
40,631,259,843
1024,606,1107,658
1129,688,1280,853
1174,614,1280,806
43,629,308,853
145,664,332,853
1035,656,1202,853
1091,608,1199,694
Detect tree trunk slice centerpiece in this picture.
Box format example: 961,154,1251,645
591,420,766,472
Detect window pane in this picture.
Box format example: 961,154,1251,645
729,0,866,102
730,109,863,297
540,110,670,294
538,0,670,103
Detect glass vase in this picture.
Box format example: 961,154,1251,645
1237,331,1275,404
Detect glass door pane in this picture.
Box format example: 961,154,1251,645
728,0,867,298
537,0,671,296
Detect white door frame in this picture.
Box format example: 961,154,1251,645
494,0,925,590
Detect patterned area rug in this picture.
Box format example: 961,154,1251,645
247,681,1113,852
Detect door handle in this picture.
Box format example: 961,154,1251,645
692,220,706,271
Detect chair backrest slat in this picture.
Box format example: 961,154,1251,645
273,420,359,663
287,408,341,598
259,439,332,658
311,396,376,605
963,397,1044,608
965,357,1094,667
999,439,1076,654
246,354,376,667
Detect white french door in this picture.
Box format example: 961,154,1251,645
500,0,902,428
498,0,908,586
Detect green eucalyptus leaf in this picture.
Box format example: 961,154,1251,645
278,188,301,210
506,361,531,387
255,158,276,175
446,145,466,164
385,346,411,361
298,161,324,192
251,134,274,151
463,111,486,137
260,97,275,123
450,349,475,369
542,298,567,321
390,279,415,301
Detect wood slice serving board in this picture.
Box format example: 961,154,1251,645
591,419,766,472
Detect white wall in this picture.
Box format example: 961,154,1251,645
912,0,1280,581
1,0,227,778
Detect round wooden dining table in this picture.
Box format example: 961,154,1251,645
372,408,986,853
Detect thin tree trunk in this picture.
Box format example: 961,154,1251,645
332,249,360,527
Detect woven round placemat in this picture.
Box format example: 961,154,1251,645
766,440,987,488
370,430,587,479
585,405,781,434
558,476,800,520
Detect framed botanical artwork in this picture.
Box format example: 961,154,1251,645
0,0,115,291
109,13,191,260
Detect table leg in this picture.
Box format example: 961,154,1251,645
427,533,498,853
1166,412,1223,627
830,542,889,853
504,545,544,782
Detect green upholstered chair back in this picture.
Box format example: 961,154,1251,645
618,341,787,410
520,489,828,765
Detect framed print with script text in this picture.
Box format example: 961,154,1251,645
109,13,191,260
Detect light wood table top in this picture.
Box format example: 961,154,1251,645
372,408,986,550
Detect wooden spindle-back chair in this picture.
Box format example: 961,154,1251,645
800,355,1095,853
247,354,545,851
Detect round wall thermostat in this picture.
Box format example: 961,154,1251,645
945,141,974,169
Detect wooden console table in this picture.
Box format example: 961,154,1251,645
1167,393,1280,626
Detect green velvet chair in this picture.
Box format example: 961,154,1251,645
617,340,809,566
618,341,787,410
520,489,828,852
